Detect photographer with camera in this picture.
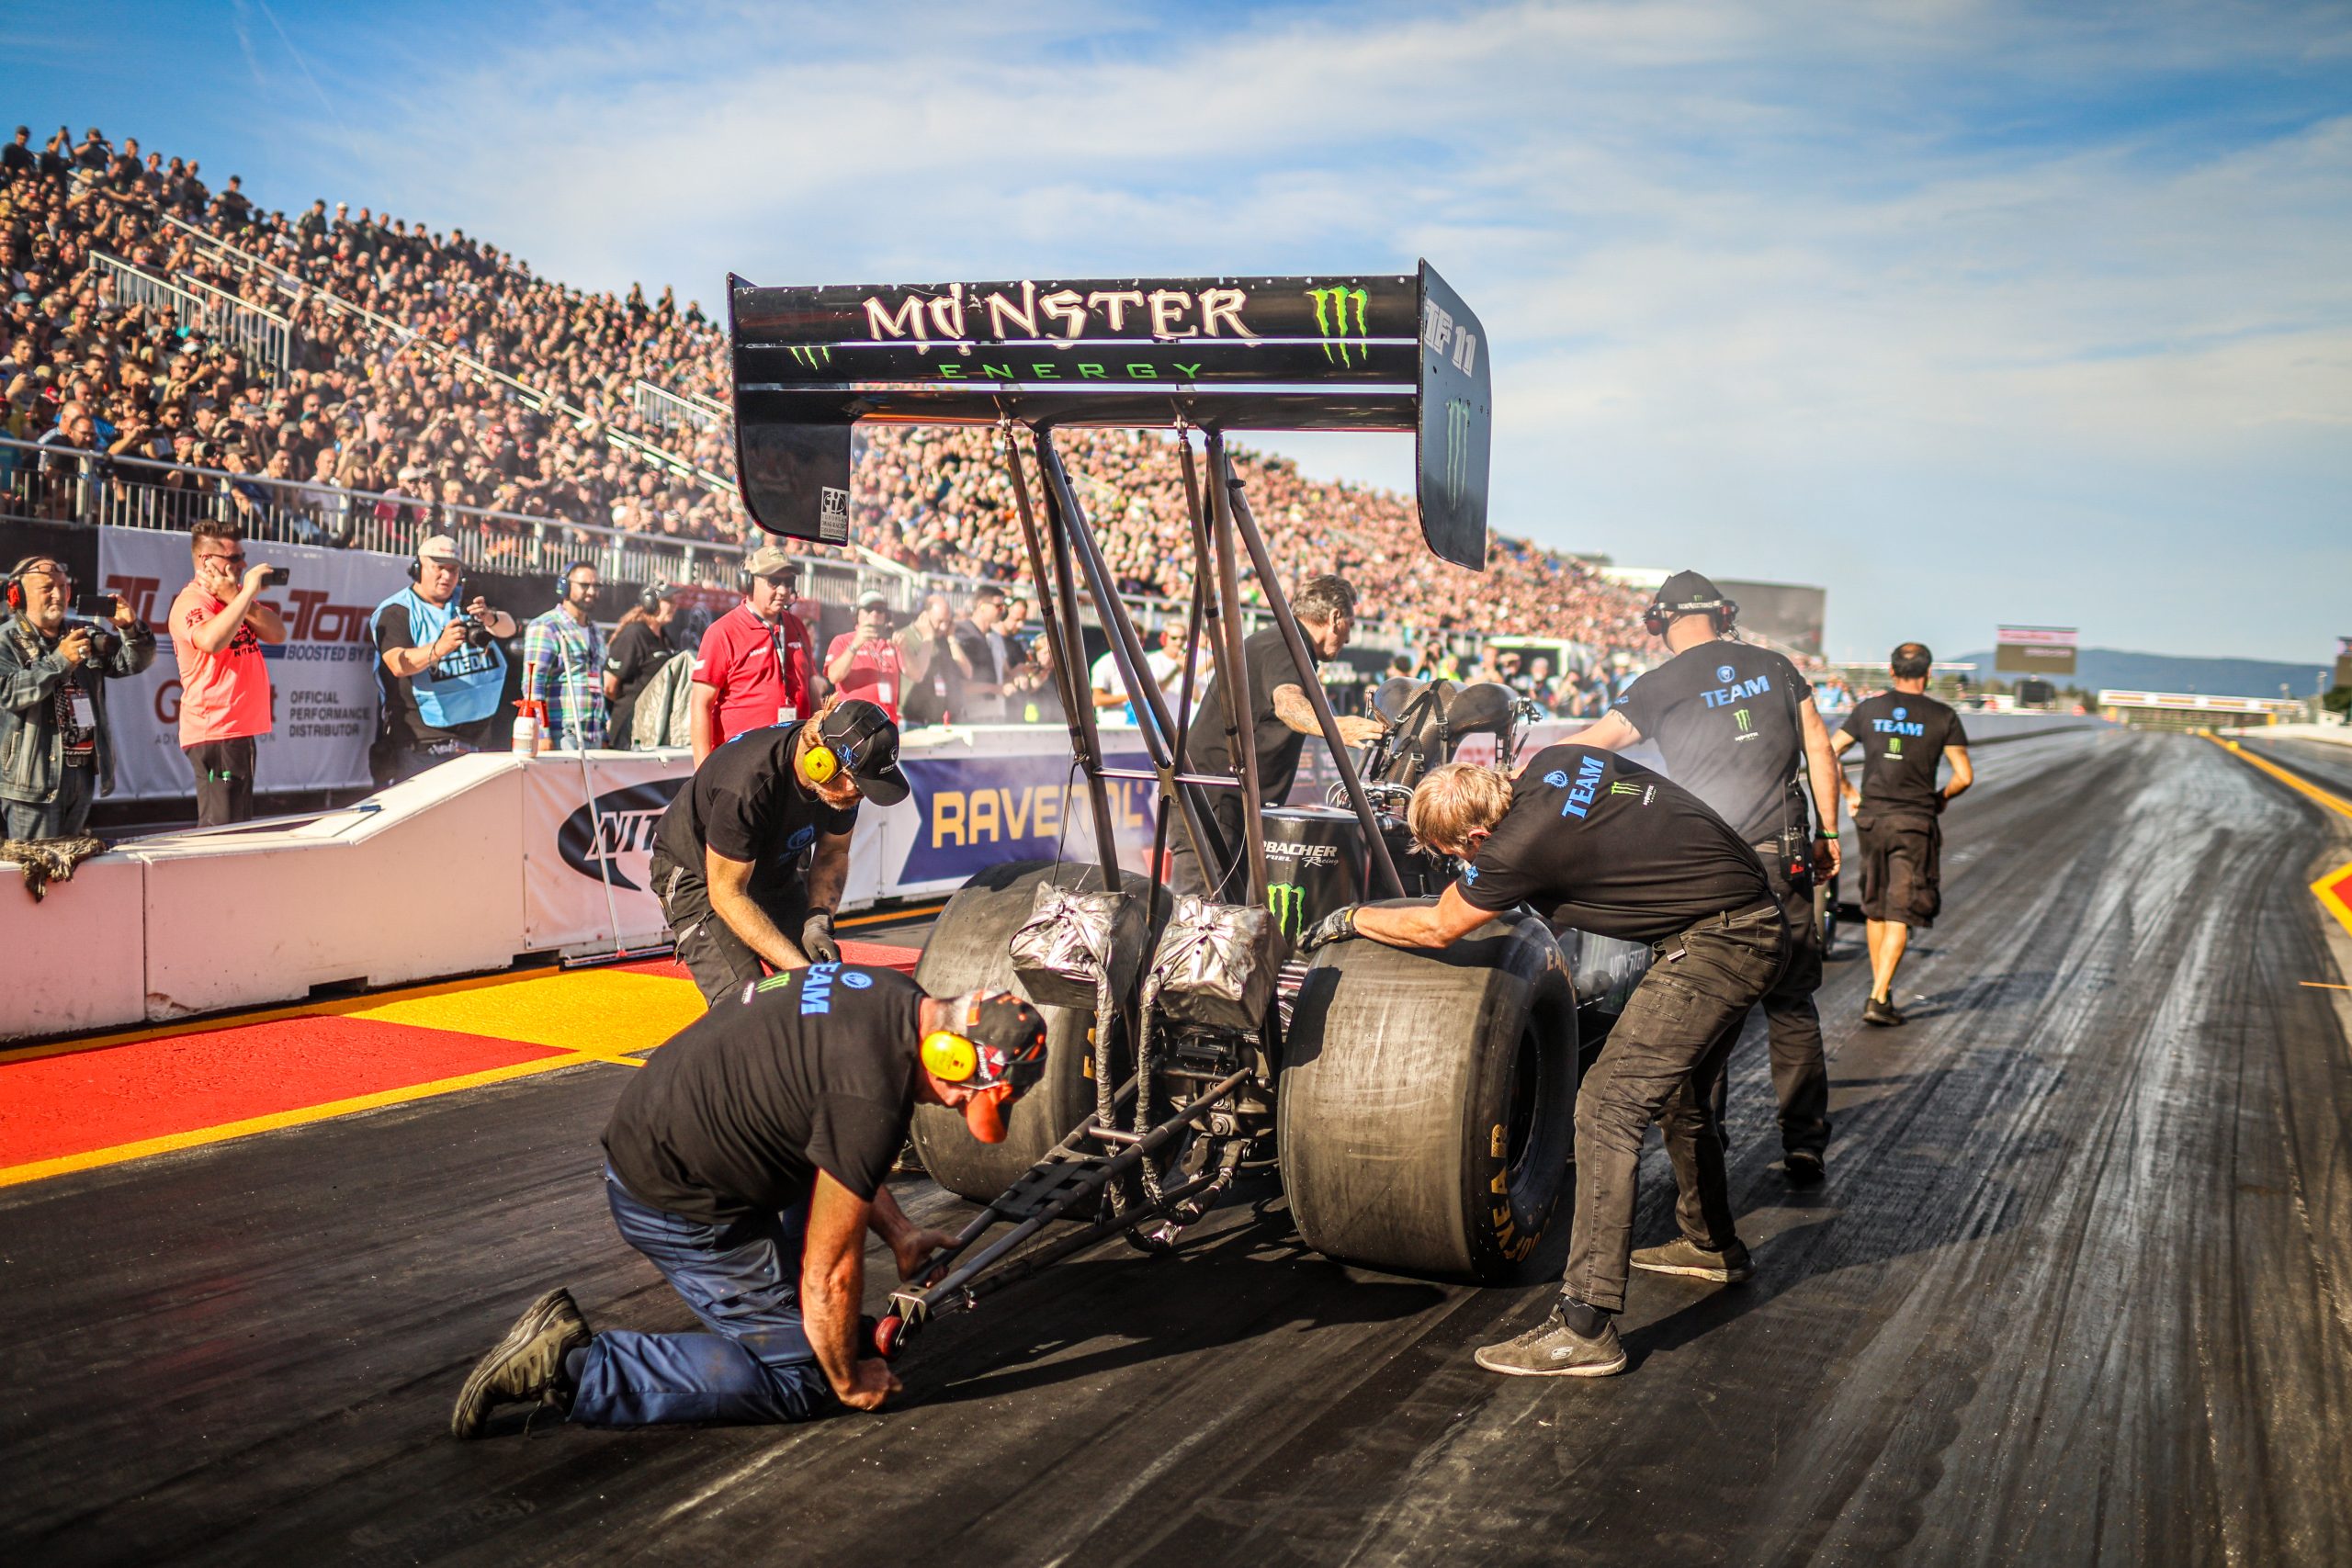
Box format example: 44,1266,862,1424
370,536,515,784
169,522,285,825
1,555,157,840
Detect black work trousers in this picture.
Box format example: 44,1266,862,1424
185,736,256,827
1168,792,1245,902
1704,848,1830,1157
650,851,811,1010
1562,904,1786,1314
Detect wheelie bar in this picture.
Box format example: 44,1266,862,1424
875,1067,1253,1357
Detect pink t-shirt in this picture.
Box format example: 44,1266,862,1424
171,581,274,746
823,632,904,722
694,604,814,749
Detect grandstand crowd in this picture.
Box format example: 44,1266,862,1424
1,122,1655,682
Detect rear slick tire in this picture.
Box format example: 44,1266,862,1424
909,858,1159,1204
1278,911,1576,1283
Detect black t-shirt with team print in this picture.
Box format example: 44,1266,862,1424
653,720,858,897
1455,744,1772,945
602,964,922,1224
1843,692,1965,817
1611,640,1811,844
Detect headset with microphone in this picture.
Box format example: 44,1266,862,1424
1643,586,1739,638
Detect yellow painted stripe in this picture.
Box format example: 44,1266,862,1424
841,902,944,930
0,965,563,1067
2204,733,2352,821
0,1048,635,1190
2301,981,2352,991
351,969,704,1054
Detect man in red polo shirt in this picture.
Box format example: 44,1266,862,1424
169,521,285,824
691,545,814,765
823,590,904,723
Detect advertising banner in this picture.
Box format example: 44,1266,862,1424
96,526,408,799
893,746,1159,888
520,753,689,953
1995,625,2078,676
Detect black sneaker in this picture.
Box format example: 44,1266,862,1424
1630,1235,1754,1282
1783,1149,1826,1187
1473,1309,1628,1378
450,1288,592,1439
1862,996,1905,1027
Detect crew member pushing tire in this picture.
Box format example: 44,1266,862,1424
1303,750,1785,1378
1569,570,1842,1184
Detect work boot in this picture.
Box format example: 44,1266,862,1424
1783,1149,1826,1187
1863,996,1905,1027
1630,1235,1754,1283
1473,1308,1627,1378
450,1288,592,1439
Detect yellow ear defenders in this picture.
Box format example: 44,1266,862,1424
921,1031,978,1082
801,732,842,784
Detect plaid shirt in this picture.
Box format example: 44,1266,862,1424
522,606,608,750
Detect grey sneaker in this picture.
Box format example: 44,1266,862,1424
1630,1235,1754,1282
1473,1310,1628,1378
450,1288,592,1438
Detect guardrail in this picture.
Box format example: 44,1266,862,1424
630,379,729,435
90,252,297,381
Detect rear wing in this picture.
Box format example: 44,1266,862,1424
727,262,1492,570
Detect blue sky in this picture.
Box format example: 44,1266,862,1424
10,0,2348,669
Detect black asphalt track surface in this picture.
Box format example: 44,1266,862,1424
7,728,2352,1566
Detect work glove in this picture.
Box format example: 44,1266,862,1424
801,909,841,964
1298,905,1359,953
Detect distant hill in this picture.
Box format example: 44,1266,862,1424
1953,649,2332,699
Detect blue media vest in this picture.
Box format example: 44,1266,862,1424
374,587,507,730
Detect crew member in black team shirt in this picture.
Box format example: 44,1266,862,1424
1569,570,1842,1184
1301,750,1785,1377
449,971,1048,1434
1830,643,1972,1026
1170,574,1385,897
649,696,910,1008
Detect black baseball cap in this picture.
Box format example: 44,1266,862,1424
1654,570,1726,612
818,699,909,806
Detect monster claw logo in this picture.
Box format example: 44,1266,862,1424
1306,286,1370,366
1609,781,1642,795
1888,735,1904,755
788,344,832,370
1734,707,1753,733
1443,398,1472,508
1267,882,1309,940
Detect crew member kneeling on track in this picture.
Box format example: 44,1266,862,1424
649,696,909,1009
1300,751,1786,1378
450,974,1047,1435
1829,642,1972,1027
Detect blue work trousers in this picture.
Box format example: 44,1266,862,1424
568,1168,838,1426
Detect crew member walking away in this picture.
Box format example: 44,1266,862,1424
650,696,910,1009
1568,570,1841,1185
1170,574,1385,897
169,522,283,824
1830,643,1972,1026
690,545,813,766
1300,752,1785,1377
521,562,608,750
603,584,680,747
1,555,156,840
824,591,905,722
371,536,516,783
449,972,1048,1434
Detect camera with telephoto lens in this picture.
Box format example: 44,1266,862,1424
454,612,494,650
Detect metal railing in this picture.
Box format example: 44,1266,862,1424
631,379,729,436
89,253,297,381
